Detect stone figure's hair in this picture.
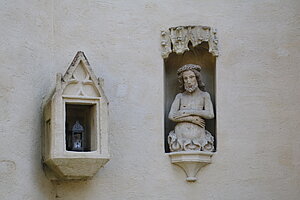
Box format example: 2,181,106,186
177,64,206,92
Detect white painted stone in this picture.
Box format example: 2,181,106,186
42,51,110,180
169,151,213,182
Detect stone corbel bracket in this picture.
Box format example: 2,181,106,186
169,151,213,182
161,25,219,59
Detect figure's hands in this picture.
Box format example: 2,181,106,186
191,117,205,128
174,116,205,128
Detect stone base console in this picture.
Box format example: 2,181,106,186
169,151,213,182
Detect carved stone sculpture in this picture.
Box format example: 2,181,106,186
161,26,219,59
168,64,215,152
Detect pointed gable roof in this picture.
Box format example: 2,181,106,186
57,51,108,102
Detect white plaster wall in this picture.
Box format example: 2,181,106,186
0,1,55,200
0,0,300,200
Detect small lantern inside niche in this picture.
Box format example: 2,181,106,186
70,120,85,151
65,104,95,152
42,51,110,181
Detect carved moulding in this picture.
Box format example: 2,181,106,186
42,51,110,181
169,151,213,182
161,25,219,59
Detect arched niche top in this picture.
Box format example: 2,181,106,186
161,25,219,59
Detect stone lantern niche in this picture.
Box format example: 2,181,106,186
161,26,219,182
42,51,109,181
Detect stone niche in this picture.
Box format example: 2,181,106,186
162,26,218,182
42,51,110,181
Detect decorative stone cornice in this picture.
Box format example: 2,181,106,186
161,26,219,59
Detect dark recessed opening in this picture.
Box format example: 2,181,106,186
65,104,97,152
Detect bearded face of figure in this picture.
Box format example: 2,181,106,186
182,70,198,93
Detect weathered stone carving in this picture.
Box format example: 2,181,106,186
161,26,219,58
161,31,172,58
163,25,218,181
167,64,215,182
168,64,215,152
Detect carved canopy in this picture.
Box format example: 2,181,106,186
161,26,219,59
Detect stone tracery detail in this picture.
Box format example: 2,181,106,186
161,26,219,58
62,57,100,97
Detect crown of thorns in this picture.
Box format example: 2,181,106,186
177,64,201,75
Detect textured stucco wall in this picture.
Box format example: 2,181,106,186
0,0,300,200
0,1,55,199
